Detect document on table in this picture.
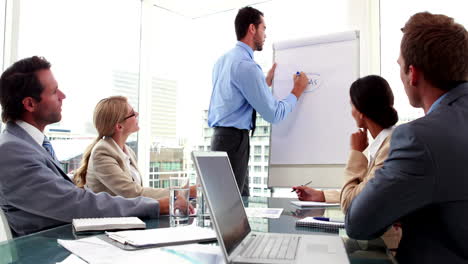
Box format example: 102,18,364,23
56,254,86,264
106,225,216,248
290,201,340,207
72,217,145,232
244,207,283,218
58,236,225,264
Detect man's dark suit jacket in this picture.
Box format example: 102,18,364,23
0,122,159,236
346,82,468,264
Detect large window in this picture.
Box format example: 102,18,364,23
9,1,464,195
148,0,357,196
380,0,468,122
16,0,142,174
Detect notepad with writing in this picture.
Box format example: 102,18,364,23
72,217,146,232
296,217,345,231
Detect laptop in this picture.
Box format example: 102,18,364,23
192,151,349,264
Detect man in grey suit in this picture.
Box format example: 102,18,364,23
0,56,170,237
345,12,468,263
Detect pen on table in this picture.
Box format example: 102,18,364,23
291,180,313,192
313,217,344,223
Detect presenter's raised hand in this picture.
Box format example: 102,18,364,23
350,128,368,152
266,63,277,86
291,72,309,98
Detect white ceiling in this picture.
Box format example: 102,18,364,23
152,0,272,19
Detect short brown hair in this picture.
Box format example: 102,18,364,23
235,7,264,41
0,56,51,122
401,12,468,90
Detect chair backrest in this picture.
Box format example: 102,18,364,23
0,209,12,242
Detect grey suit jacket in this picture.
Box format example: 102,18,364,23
0,122,159,237
345,82,468,264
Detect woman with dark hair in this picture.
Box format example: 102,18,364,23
293,75,401,249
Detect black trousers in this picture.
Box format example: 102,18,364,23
210,127,250,196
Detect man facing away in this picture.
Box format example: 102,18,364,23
0,56,170,237
345,12,468,264
208,6,308,196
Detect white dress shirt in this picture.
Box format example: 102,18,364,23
368,127,394,166
109,138,142,186
16,120,46,147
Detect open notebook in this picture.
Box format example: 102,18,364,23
72,217,146,232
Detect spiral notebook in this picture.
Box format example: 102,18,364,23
296,217,345,231
72,217,146,232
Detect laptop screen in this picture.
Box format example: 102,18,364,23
194,155,251,255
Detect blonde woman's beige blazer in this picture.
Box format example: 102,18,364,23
86,137,168,200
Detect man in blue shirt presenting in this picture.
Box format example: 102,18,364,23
208,7,308,196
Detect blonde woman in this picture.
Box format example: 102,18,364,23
74,96,170,199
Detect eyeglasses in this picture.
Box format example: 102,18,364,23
123,110,137,121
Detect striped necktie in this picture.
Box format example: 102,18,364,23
42,136,57,160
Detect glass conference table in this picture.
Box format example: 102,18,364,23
0,197,397,264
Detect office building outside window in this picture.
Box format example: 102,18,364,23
254,146,262,155
195,111,272,196
14,0,141,176
254,155,262,162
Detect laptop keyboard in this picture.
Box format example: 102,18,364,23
241,234,300,260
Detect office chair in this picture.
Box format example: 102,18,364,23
0,209,12,242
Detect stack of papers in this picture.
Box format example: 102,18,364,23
244,207,283,218
72,217,146,232
58,236,224,264
106,225,217,248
